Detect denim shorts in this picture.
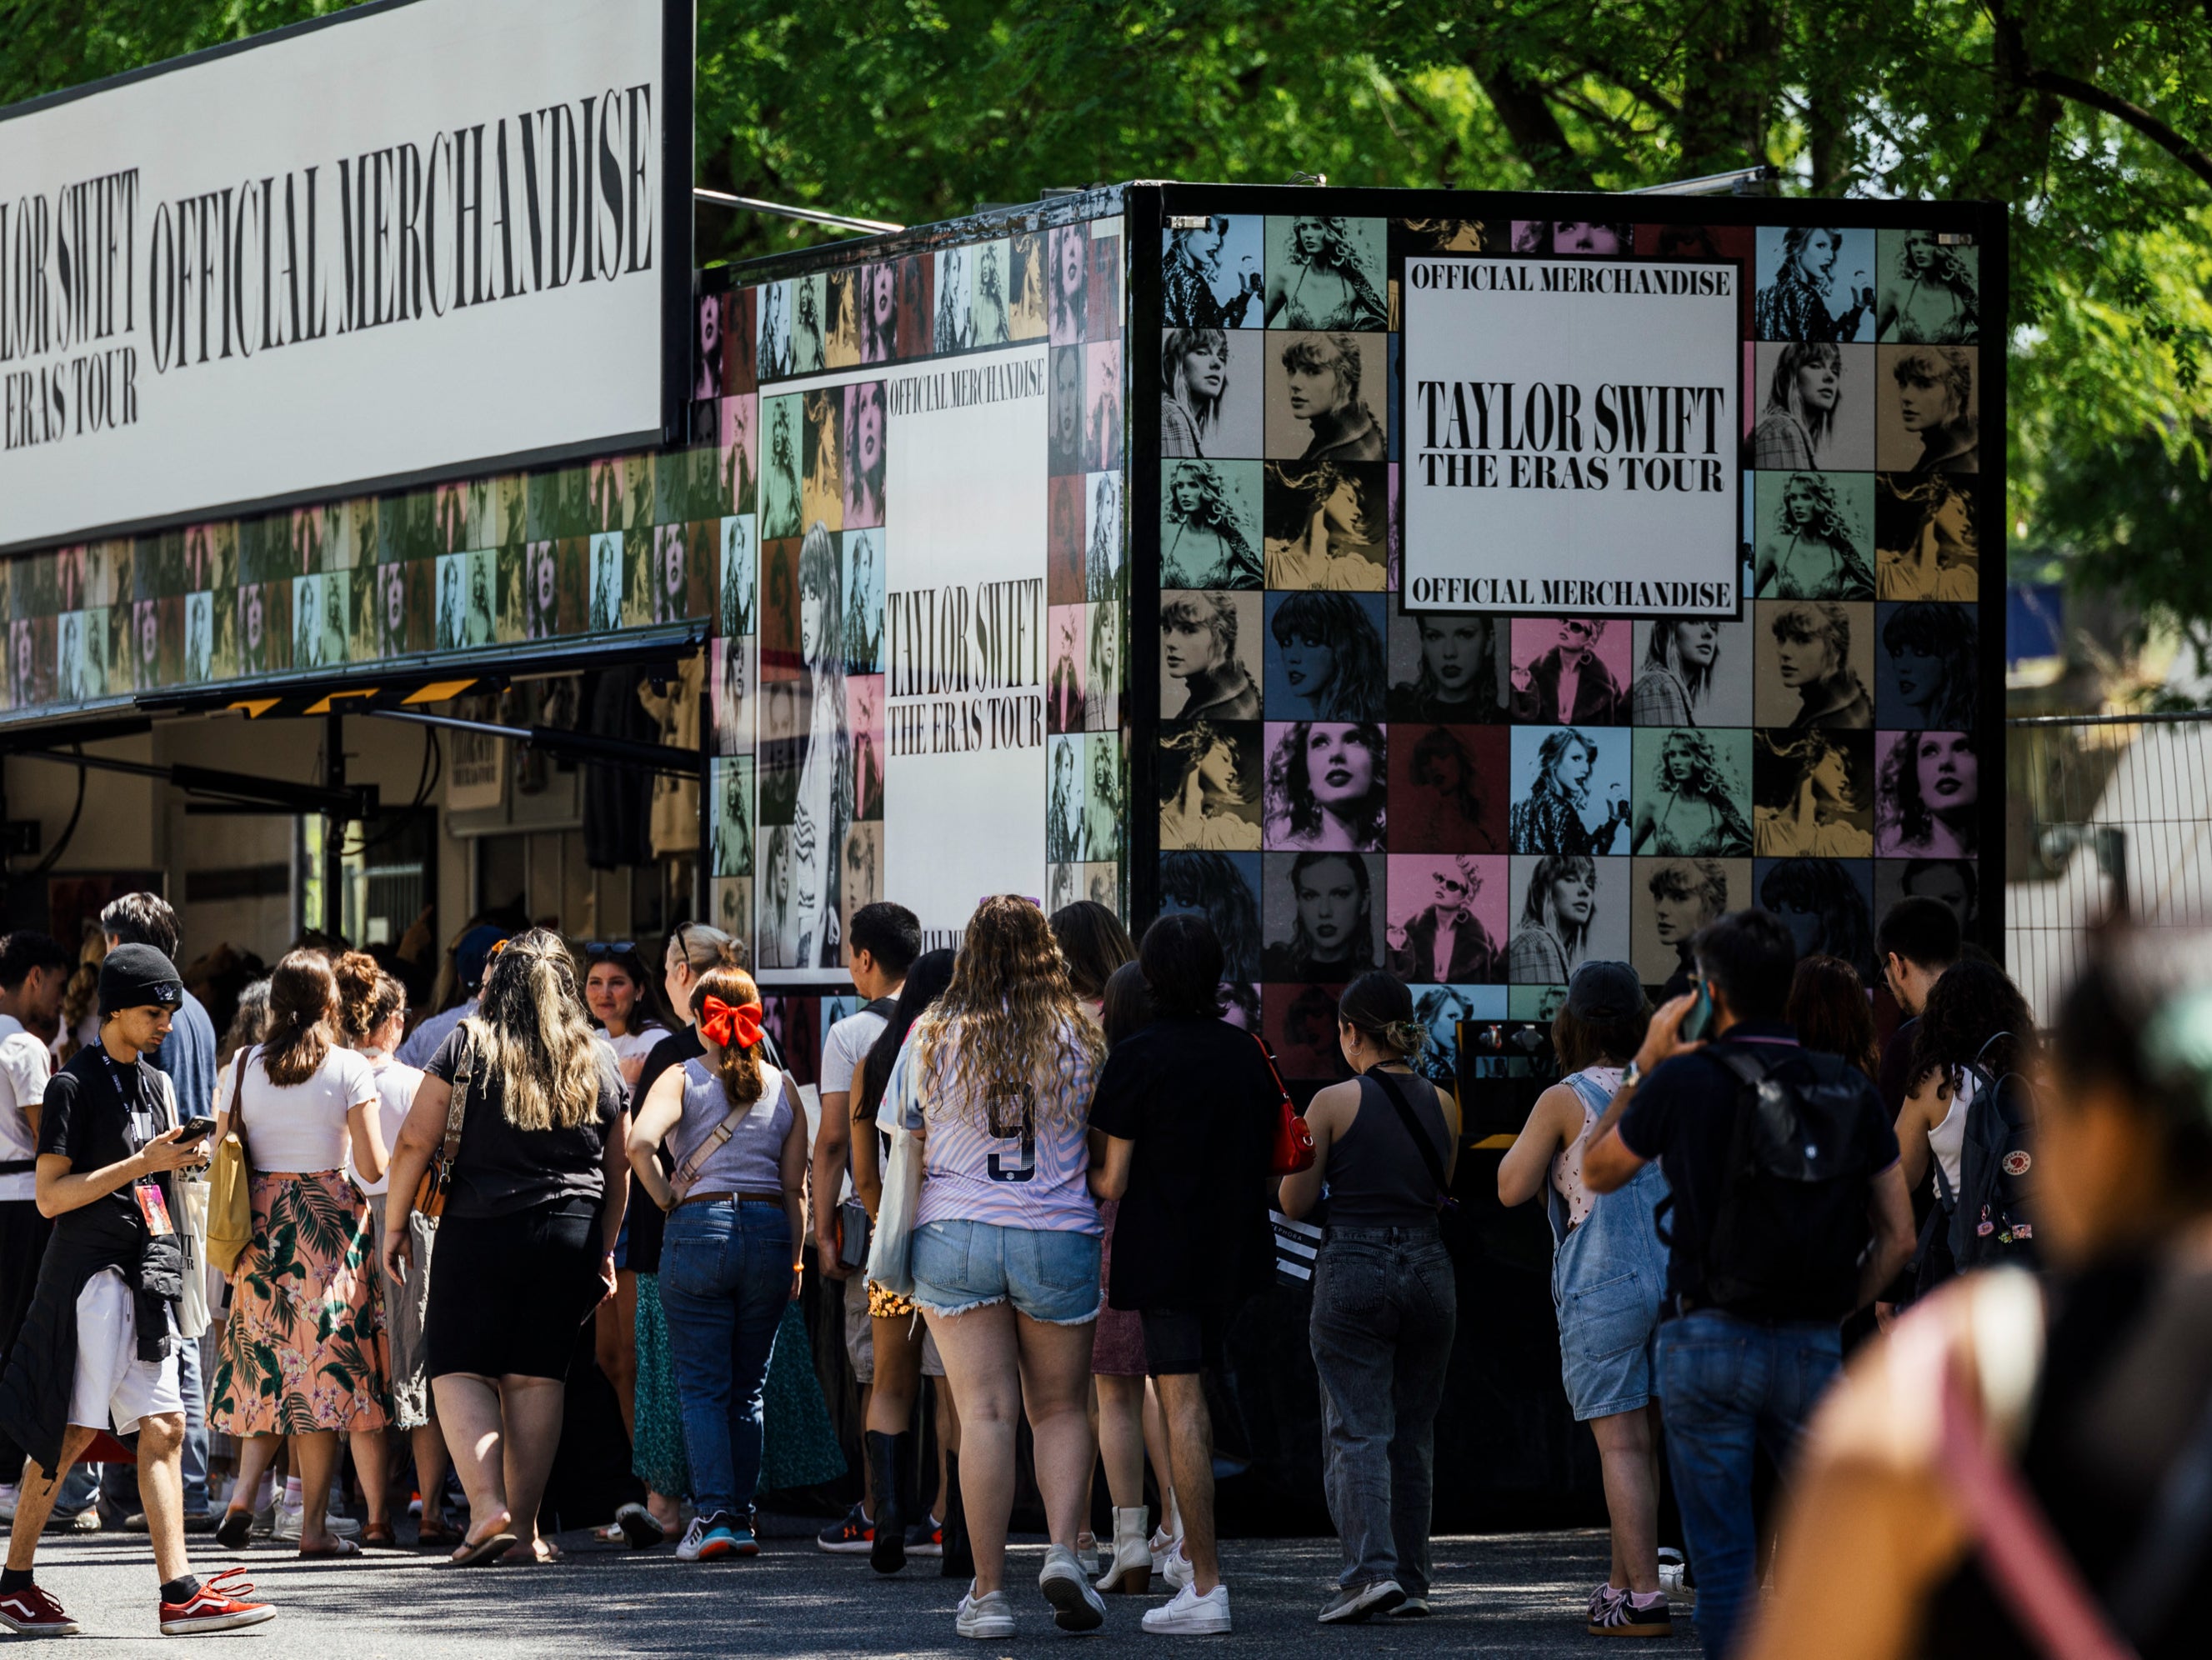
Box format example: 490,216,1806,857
909,1218,1103,1326
1556,1267,1665,1422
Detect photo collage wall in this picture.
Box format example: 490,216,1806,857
1153,211,1986,1092
712,216,1130,973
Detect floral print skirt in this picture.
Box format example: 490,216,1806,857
211,1169,390,1435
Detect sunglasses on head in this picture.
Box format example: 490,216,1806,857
585,941,638,959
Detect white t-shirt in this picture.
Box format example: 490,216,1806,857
603,1025,668,1067
0,1012,53,1202
235,1044,379,1175
356,1053,426,1197
820,1008,888,1100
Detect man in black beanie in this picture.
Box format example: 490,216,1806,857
0,945,274,1638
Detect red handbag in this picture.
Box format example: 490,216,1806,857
1250,1033,1316,1176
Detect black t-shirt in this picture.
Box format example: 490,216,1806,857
623,1026,704,1274
1879,1013,1920,1120
37,1046,178,1250
1088,1016,1277,1312
1617,1023,1900,1309
425,1026,627,1220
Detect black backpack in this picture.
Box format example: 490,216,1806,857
1941,1032,2038,1273
1699,1046,1886,1322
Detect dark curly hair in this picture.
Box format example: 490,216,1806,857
1879,730,1979,855
1909,958,2035,1098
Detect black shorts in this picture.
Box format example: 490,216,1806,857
424,1201,603,1382
1141,1306,1226,1378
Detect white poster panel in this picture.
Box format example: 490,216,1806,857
1401,256,1739,616
0,0,675,552
881,344,1049,962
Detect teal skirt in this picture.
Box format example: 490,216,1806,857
760,1302,847,1492
631,1272,692,1498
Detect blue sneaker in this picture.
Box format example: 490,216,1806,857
696,1512,758,1560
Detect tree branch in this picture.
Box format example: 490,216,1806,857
1469,53,1593,190
2024,68,2212,191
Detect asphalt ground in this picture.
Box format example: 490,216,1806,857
5,1518,1708,1655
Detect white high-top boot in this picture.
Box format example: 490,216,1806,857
1096,1506,1153,1594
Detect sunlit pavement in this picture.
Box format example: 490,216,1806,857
9,1520,1704,1654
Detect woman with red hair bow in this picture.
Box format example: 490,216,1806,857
627,963,808,1562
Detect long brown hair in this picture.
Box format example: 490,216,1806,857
914,896,1103,1130
332,950,404,1046
1788,954,1879,1082
692,964,766,1108
261,950,338,1087
467,928,603,1131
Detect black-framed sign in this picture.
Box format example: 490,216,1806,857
0,0,694,556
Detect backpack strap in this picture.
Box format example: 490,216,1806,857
1363,1068,1450,1204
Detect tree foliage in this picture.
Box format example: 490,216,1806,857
8,1,2212,633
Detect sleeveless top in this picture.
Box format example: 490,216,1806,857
1549,1065,1625,1228
673,1058,792,1197
1927,1074,1971,1193
1326,1070,1450,1227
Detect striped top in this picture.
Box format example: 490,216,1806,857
897,1017,1103,1236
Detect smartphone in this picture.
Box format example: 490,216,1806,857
1679,980,1714,1043
175,1116,218,1144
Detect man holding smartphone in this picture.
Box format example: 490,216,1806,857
0,946,273,1638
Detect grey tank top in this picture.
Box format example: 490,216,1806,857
1327,1071,1451,1227
675,1058,793,1195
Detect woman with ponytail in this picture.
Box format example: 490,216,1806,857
626,963,808,1563
382,928,629,1568
210,950,391,1558
1279,969,1462,1626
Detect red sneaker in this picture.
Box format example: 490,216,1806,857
158,1568,276,1637
0,1582,79,1635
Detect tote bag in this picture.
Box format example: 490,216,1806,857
863,1046,926,1299
203,1051,255,1275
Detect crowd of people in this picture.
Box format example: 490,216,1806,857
0,882,2209,1652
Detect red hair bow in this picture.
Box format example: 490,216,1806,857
698,995,764,1052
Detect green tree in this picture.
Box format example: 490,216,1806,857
9,0,2212,638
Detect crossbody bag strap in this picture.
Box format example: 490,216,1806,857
224,1044,253,1165
1364,1068,1450,1203
440,1029,476,1162
668,1062,763,1202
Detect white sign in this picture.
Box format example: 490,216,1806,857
1401,256,1739,616
0,0,681,552
879,343,1049,964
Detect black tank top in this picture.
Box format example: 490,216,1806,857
1918,1253,2212,1657
1326,1071,1450,1227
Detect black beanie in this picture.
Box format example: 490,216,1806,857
98,943,184,1018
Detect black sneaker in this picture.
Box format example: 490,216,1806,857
815,1502,873,1554
1319,1578,1406,1624
1589,1588,1673,1638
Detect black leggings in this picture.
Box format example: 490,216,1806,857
424,1202,602,1381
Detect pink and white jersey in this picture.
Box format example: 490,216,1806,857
898,1017,1103,1236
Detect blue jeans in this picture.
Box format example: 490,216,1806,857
1308,1223,1457,1598
1655,1310,1843,1660
658,1201,792,1522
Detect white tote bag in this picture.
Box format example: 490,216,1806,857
864,1045,927,1298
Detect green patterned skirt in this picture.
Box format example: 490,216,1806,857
760,1302,846,1492
631,1272,691,1498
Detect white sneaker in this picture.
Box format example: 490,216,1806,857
1038,1543,1106,1632
1142,1582,1231,1635
956,1587,1016,1639
271,1502,301,1544
1149,1528,1182,1576
674,1517,710,1562
0,1482,17,1523
1164,1543,1194,1590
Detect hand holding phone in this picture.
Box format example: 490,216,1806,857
175,1116,218,1144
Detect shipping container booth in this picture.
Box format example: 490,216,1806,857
0,157,2004,1527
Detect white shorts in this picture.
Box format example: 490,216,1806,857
69,1269,183,1438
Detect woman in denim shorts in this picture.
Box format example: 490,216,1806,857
1499,960,1673,1638
891,897,1109,1641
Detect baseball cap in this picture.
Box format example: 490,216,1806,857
456,925,513,990
1564,959,1644,1022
